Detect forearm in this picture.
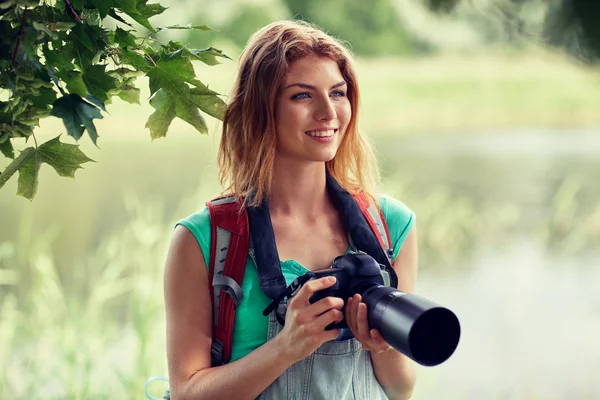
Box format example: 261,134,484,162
173,335,293,400
371,348,416,400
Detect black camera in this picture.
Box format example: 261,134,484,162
263,251,461,367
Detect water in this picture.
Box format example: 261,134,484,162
380,128,600,399
415,242,600,399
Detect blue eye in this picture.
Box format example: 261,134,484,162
291,92,310,100
331,90,346,97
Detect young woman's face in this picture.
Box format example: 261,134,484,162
275,55,351,163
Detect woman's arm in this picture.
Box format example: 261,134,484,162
370,224,418,399
345,224,418,400
164,225,344,400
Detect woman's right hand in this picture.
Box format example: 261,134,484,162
274,276,345,363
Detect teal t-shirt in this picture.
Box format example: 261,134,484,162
175,194,415,362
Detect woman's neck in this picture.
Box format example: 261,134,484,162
268,158,329,220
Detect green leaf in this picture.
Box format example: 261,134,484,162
189,87,226,120
117,85,140,104
29,86,58,110
70,24,108,69
1,121,34,138
82,64,118,103
156,24,212,32
61,71,88,97
32,21,59,40
107,9,134,27
16,148,39,200
114,27,137,49
136,1,168,22
91,0,113,18
145,88,208,139
107,67,144,79
118,0,167,33
85,94,107,111
121,49,149,71
50,94,104,145
0,139,14,159
43,44,75,71
0,147,37,199
188,47,231,66
146,49,197,96
0,136,94,200
47,22,76,31
36,135,95,177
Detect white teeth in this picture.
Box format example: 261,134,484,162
306,129,335,137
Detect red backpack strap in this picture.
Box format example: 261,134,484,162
353,193,394,265
206,196,249,365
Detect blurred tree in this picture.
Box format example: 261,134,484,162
182,1,287,50
282,0,424,55
221,4,283,48
427,0,600,63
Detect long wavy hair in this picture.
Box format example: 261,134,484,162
218,20,380,208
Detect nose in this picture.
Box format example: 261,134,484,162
313,97,336,121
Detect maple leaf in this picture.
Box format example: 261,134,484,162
50,94,104,145
146,48,197,96
0,136,94,200
118,0,167,33
82,64,118,103
145,88,208,139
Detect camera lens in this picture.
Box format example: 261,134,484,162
362,286,460,366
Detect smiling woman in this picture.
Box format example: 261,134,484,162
164,20,419,400
275,56,351,165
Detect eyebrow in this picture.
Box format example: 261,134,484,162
283,81,347,90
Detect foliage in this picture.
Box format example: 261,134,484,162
0,0,228,200
282,0,419,56
426,0,600,61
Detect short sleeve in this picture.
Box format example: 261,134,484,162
174,207,212,270
379,194,415,262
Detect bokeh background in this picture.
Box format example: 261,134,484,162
1,0,599,399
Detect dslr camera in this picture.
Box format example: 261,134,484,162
264,251,461,367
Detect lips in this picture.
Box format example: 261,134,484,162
305,129,337,138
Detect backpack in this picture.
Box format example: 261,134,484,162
206,191,394,366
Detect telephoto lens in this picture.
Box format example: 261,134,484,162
361,286,461,367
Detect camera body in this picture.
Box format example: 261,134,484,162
307,251,392,330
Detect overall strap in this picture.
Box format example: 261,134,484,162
206,196,249,365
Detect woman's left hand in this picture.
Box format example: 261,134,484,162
345,294,393,354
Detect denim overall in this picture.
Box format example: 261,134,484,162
258,310,390,400
250,175,394,400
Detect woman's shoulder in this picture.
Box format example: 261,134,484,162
174,206,212,266
176,206,211,234
378,194,414,226
377,194,415,257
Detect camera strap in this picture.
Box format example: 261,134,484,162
247,172,397,303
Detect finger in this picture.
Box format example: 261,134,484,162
292,276,337,305
345,297,354,330
313,308,344,331
308,296,345,317
316,328,341,344
370,329,392,353
351,294,360,329
357,302,371,341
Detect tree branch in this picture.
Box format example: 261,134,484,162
10,8,28,72
64,0,83,23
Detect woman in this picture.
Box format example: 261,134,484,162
163,20,418,400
